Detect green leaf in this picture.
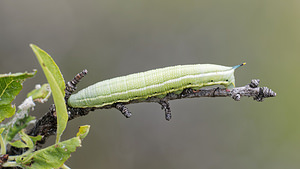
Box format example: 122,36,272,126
30,44,68,144
20,130,34,149
9,140,28,148
30,45,64,93
18,137,81,169
9,134,42,150
76,125,90,140
27,83,51,102
29,135,42,145
0,105,16,123
9,130,34,149
0,71,36,122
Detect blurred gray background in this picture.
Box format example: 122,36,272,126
0,0,299,168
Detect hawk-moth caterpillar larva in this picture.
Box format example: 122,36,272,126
67,63,246,109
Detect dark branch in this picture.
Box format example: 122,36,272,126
158,100,172,121
114,103,132,118
65,69,88,100
22,70,276,150
98,79,276,119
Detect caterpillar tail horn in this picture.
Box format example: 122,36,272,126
233,62,246,69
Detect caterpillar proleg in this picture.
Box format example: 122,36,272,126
67,63,245,109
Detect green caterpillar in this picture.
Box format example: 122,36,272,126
68,63,245,108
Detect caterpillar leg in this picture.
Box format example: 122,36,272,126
114,103,132,118
158,100,172,121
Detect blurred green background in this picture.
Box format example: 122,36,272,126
0,0,299,168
